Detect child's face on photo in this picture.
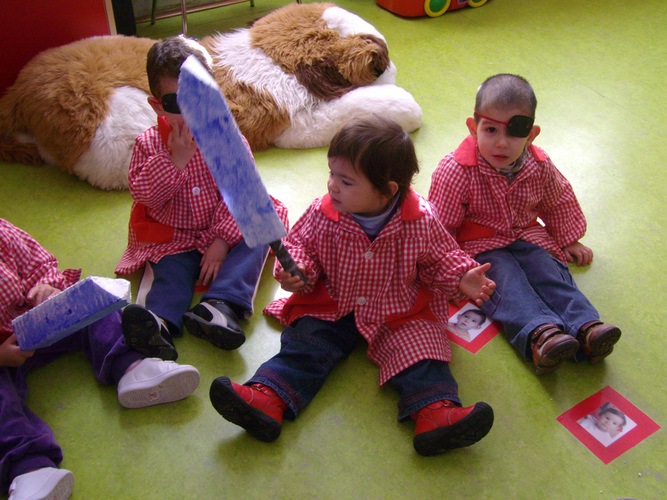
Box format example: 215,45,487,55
596,412,624,433
468,106,538,171
327,156,392,216
456,311,484,332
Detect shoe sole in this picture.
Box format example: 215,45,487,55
587,326,621,363
119,367,200,409
413,402,494,456
183,312,245,350
535,338,580,375
122,305,178,361
209,377,281,442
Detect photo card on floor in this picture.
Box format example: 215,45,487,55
557,386,661,464
446,301,501,354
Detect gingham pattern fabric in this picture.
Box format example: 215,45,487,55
0,219,80,341
264,191,479,385
428,136,587,262
116,125,288,274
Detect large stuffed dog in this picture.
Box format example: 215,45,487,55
0,3,422,190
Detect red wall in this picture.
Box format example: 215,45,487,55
0,0,113,96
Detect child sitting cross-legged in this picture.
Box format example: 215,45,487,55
209,116,496,456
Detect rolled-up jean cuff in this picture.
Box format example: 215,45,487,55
248,370,303,421
397,385,461,421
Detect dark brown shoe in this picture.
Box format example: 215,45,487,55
577,321,621,363
531,324,579,375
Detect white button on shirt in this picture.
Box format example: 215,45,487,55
364,251,374,260
192,187,201,196
356,297,367,305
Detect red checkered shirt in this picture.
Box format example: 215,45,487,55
0,219,80,343
116,124,289,274
264,190,479,385
428,136,587,262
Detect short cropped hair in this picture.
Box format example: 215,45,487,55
475,73,537,118
146,36,213,98
328,116,418,202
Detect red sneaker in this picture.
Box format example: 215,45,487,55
210,377,287,442
412,400,494,456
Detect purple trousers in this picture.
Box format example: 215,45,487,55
0,310,142,493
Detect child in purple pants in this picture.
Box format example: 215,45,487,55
0,218,200,500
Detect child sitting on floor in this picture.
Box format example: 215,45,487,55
115,36,288,359
428,73,621,375
209,116,496,456
0,218,199,500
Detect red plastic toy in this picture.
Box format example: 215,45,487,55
376,0,488,18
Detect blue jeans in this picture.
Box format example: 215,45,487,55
475,240,599,360
138,239,268,333
249,314,460,422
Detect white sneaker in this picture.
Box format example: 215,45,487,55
117,358,200,409
8,467,73,500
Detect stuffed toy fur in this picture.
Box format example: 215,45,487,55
0,2,422,190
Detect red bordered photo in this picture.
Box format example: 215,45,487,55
557,386,661,464
446,301,501,354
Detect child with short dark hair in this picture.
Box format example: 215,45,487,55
0,218,199,500
115,36,288,358
209,116,496,456
428,73,621,375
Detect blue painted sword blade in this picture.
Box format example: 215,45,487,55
177,55,286,247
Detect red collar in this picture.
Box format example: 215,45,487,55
454,135,546,166
321,188,423,222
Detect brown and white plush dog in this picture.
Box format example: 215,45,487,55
0,2,421,190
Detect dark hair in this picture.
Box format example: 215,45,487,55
475,73,537,119
327,116,418,202
599,406,626,427
460,309,486,324
146,36,213,98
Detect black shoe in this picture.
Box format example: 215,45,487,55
182,300,245,350
121,304,178,361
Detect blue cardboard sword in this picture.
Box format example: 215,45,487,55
177,55,304,281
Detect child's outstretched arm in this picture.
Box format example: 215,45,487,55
563,241,593,266
459,263,496,306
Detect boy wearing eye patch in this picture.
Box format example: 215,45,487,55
428,74,621,375
116,36,288,358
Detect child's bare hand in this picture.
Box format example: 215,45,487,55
0,335,34,367
564,241,593,266
459,263,496,306
278,266,306,293
199,238,230,286
168,121,197,169
26,284,61,307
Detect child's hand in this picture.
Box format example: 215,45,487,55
459,263,496,306
278,266,306,293
0,335,34,367
27,284,61,307
564,241,593,266
199,238,230,286
168,121,197,170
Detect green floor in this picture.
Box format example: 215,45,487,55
1,0,665,498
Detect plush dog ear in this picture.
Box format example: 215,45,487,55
293,34,389,101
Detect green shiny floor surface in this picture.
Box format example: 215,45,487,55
0,0,665,498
